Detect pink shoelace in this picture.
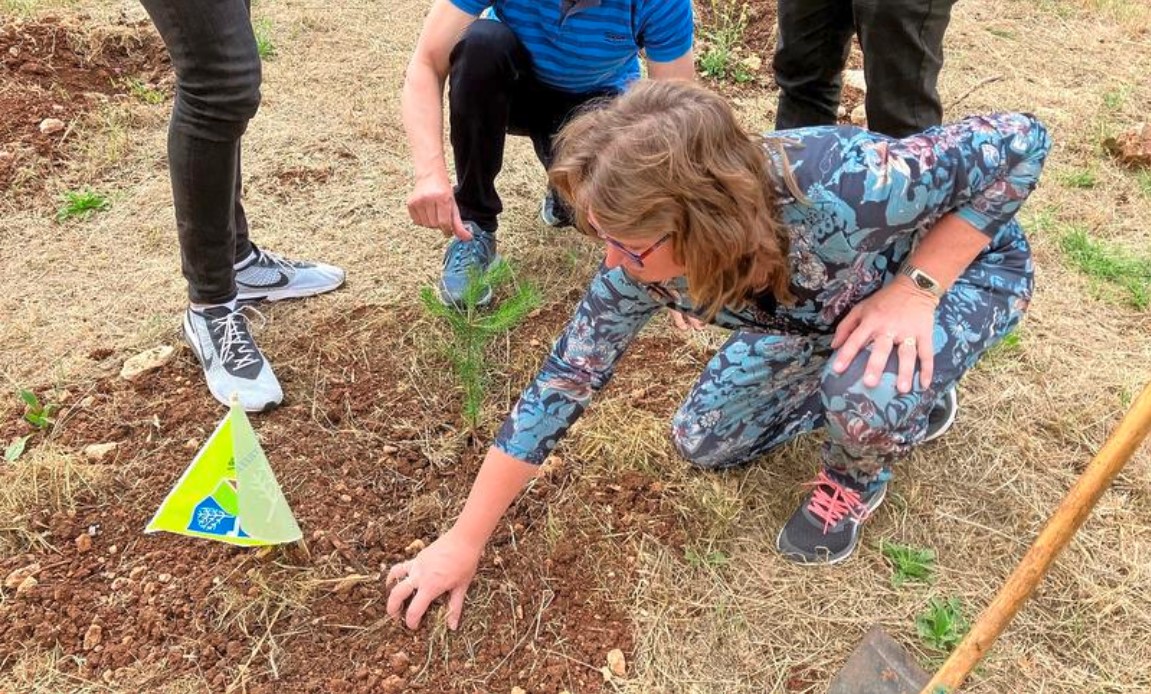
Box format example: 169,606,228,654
804,470,872,534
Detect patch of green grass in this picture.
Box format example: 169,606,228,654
124,78,165,105
55,189,110,222
420,260,540,429
18,389,57,430
1102,87,1129,112
1059,168,1098,189
698,0,756,83
1059,225,1151,310
685,545,731,569
881,541,936,587
1136,170,1151,199
916,597,970,652
987,329,1023,359
254,18,277,59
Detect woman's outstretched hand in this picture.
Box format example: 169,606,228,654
830,279,939,393
386,530,482,631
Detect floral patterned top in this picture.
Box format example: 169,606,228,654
494,113,1052,464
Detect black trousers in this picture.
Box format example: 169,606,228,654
449,20,617,233
140,0,261,304
773,0,956,138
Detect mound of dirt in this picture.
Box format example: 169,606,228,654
0,17,170,194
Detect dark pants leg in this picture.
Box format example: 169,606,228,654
773,0,855,130
853,0,955,138
140,0,261,304
773,0,954,138
448,19,614,233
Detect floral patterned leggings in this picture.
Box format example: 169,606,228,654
669,233,1033,490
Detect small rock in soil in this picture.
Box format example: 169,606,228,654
120,345,176,380
129,565,147,580
607,648,627,677
84,623,104,650
381,675,405,694
16,575,39,594
388,651,410,675
38,117,65,134
4,563,41,589
381,445,398,455
850,104,867,126
75,534,93,553
511,688,527,694
84,442,119,462
404,539,426,555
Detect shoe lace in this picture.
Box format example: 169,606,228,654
444,235,487,273
211,307,264,371
803,470,871,534
255,248,306,270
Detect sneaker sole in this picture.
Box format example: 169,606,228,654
235,275,346,303
775,484,888,566
182,313,281,413
922,388,959,444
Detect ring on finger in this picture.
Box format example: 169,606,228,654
901,336,917,347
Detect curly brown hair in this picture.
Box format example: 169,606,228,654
549,79,793,320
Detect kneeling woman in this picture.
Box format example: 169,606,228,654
388,80,1050,629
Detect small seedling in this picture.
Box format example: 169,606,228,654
254,18,276,59
698,0,756,84
985,330,1023,361
1059,225,1151,310
916,597,970,652
1059,168,1098,189
4,435,31,462
56,189,110,222
19,389,57,429
881,541,936,587
685,546,730,569
124,77,165,105
421,260,540,429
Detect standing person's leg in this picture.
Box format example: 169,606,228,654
438,19,534,306
772,0,855,130
670,331,830,471
142,0,343,412
853,0,956,138
777,227,1034,563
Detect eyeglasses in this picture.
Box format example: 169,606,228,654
590,221,671,269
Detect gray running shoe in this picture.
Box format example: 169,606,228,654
235,246,345,303
776,470,887,565
183,305,282,412
539,189,573,228
923,386,958,443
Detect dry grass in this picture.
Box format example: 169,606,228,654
0,446,107,555
1,0,1150,692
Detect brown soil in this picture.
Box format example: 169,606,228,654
0,17,170,193
0,304,691,693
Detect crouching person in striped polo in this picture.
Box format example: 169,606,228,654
401,0,695,307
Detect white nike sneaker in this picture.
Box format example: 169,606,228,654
183,305,283,412
235,246,346,302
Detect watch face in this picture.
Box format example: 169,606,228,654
915,274,934,290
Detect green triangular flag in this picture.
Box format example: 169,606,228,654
145,403,302,546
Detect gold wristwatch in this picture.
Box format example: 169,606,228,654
898,264,945,299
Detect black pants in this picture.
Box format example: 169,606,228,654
449,20,616,233
773,0,956,138
140,0,261,304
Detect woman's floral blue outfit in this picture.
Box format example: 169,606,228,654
494,113,1051,489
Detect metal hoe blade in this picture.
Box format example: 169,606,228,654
826,627,931,694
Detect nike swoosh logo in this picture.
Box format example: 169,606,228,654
237,270,290,289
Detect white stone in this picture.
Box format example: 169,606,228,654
120,345,175,380
83,442,119,462
38,118,65,135
843,69,867,93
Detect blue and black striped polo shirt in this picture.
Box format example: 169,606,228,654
449,0,694,94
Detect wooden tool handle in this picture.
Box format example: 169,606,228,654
922,380,1151,694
